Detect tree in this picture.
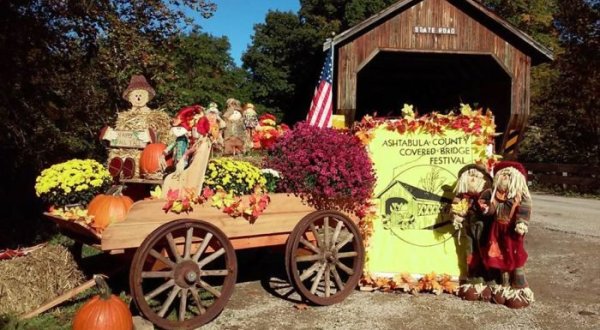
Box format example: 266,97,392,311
243,0,397,122
243,11,322,121
164,30,251,110
0,0,216,246
513,0,599,163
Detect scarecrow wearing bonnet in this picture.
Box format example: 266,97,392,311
480,161,534,308
205,102,226,148
451,164,493,301
103,75,172,179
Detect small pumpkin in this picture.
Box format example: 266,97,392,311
87,186,133,231
140,143,171,175
462,287,479,301
505,296,528,309
480,286,492,302
73,276,133,330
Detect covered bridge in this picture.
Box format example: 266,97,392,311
328,0,553,157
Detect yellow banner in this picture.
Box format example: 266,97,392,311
366,125,473,278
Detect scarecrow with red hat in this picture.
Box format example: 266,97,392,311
480,160,534,308
163,105,198,167
451,164,493,301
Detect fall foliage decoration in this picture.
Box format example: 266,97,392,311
72,276,133,330
353,103,501,170
87,186,134,232
360,272,457,295
162,186,271,223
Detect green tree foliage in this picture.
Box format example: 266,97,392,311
243,0,397,122
521,0,600,163
164,30,252,110
243,11,322,121
0,0,248,246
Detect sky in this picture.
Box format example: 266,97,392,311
193,0,300,66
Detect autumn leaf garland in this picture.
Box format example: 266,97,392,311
354,103,502,167
162,186,270,223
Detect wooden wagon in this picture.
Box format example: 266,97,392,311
46,193,365,329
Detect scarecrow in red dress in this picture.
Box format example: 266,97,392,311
480,161,534,308
451,164,493,301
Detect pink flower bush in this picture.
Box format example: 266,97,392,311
265,122,376,215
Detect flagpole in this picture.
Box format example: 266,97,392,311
327,37,335,128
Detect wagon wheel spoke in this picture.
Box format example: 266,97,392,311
300,237,321,254
299,261,322,281
331,220,344,247
145,279,175,300
310,263,327,294
331,267,344,290
334,233,354,251
309,223,322,249
166,233,182,262
197,248,225,269
184,227,194,259
324,216,330,250
200,269,230,276
337,251,358,259
149,249,175,268
198,280,221,298
335,260,355,276
324,265,332,297
158,286,181,318
142,271,174,279
192,232,213,262
296,254,322,262
189,287,206,315
178,288,188,321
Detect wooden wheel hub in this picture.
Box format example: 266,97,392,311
173,260,200,288
325,251,336,263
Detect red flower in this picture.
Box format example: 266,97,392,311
265,122,376,215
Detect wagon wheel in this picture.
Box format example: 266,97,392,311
130,219,237,330
285,210,364,305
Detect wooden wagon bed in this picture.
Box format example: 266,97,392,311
102,193,315,251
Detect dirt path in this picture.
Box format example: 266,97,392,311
204,193,600,329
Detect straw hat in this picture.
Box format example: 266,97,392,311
122,75,156,101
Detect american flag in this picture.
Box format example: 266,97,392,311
307,46,333,128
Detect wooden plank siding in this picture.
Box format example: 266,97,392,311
334,0,539,156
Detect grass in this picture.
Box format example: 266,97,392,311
0,288,99,330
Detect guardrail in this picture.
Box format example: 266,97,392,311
523,163,600,193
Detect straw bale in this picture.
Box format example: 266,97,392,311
109,108,174,178
0,245,84,315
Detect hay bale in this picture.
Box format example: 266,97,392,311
0,245,85,315
109,108,174,178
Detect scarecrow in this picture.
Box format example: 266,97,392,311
480,161,534,308
223,98,246,141
103,75,171,179
451,164,493,301
243,103,258,148
222,98,246,155
162,106,198,168
206,102,226,148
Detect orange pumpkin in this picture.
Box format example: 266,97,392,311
140,143,171,175
87,186,133,231
73,276,133,330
